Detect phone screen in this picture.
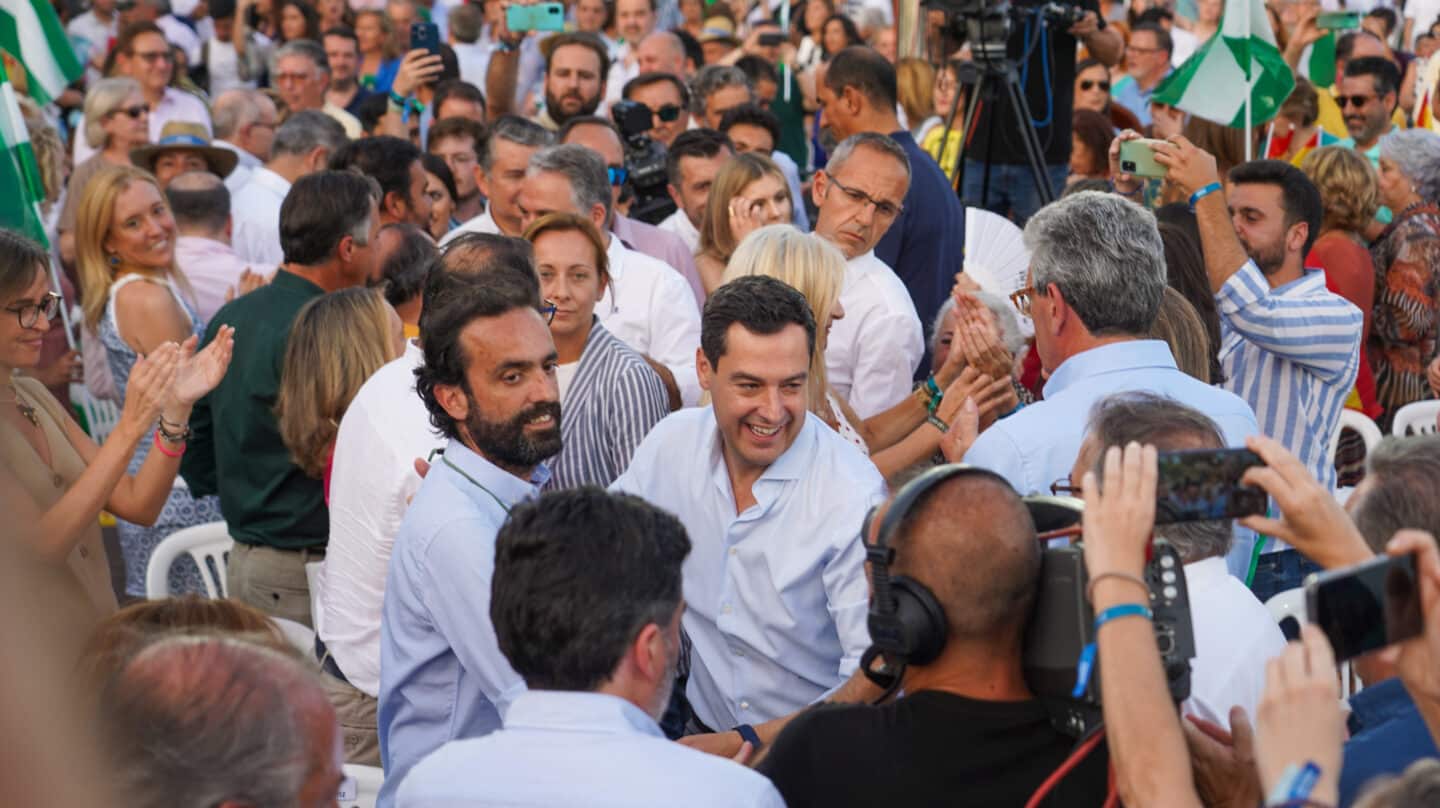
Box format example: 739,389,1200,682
1154,448,1266,524
410,22,441,57
758,31,786,46
1307,554,1423,661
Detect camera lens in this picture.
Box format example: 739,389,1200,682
1121,161,1136,172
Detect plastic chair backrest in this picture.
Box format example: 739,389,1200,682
145,522,233,599
339,764,384,808
1328,409,1383,463
70,382,122,444
1392,401,1440,438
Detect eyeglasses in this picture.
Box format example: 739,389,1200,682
130,49,173,64
1336,93,1376,108
826,175,903,219
607,165,629,186
1050,477,1082,497
1127,45,1167,55
651,103,682,122
1009,285,1036,317
6,292,61,329
1079,79,1111,92
109,104,148,120
272,71,316,83
540,299,557,324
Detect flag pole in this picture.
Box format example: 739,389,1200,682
1244,2,1253,161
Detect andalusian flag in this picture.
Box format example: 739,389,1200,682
1151,0,1295,129
0,0,83,105
0,58,51,246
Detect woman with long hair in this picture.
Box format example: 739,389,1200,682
523,213,670,488
276,287,404,500
819,14,863,58
896,58,935,140
722,226,1015,481
278,0,321,42
75,166,229,599
355,10,402,94
0,230,233,618
695,152,794,293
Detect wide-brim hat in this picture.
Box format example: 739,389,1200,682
699,16,739,46
129,121,238,179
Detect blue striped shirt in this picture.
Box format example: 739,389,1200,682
1217,260,1363,491
546,321,670,490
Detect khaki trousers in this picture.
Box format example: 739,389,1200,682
225,542,325,628
319,668,382,766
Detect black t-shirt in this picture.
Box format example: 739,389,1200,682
965,0,1103,167
757,690,1110,807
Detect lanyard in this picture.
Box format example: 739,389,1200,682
435,449,512,514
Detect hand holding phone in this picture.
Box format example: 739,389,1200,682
1154,448,1266,525
1118,138,1169,179
1315,11,1360,30
1305,552,1423,662
1388,530,1440,707
410,22,440,58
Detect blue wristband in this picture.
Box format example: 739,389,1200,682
1071,603,1154,697
1189,181,1222,211
733,723,762,751
1094,603,1154,632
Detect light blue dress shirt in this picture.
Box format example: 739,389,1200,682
376,439,550,808
395,690,786,807
611,408,886,731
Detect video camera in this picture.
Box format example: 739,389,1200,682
921,0,1088,59
1021,498,1196,738
610,101,677,225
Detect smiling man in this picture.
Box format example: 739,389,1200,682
376,260,562,807
611,275,887,758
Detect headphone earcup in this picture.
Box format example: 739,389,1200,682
891,576,948,666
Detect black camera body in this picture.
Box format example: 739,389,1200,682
1022,538,1196,738
610,100,677,225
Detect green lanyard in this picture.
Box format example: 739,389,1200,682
433,449,512,514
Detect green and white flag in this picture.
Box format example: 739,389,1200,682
0,0,83,105
1151,0,1295,130
0,58,52,246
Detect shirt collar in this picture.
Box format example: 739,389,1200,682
1044,339,1177,398
505,690,661,738
440,437,551,504
254,166,292,196
605,235,632,280
271,268,326,296
1182,555,1229,591
1272,267,1328,297
706,408,815,487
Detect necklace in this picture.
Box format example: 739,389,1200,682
3,383,39,428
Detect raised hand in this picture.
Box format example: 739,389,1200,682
1081,442,1158,578
172,326,236,408
1107,129,1146,196
1253,624,1343,806
728,195,771,245
1239,434,1373,569
939,397,980,463
392,48,446,97
120,341,181,434
952,291,1014,382
1390,530,1440,710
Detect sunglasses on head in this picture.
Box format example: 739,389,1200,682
1079,79,1110,91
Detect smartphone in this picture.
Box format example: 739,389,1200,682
1118,138,1168,178
1154,448,1267,524
506,2,566,32
758,31,787,46
1306,553,1423,662
410,22,440,57
1316,11,1361,30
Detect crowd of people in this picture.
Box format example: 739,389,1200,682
6,0,1440,804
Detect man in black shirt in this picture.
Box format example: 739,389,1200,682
961,0,1122,223
757,470,1109,807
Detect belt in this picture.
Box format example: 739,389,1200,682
314,635,352,687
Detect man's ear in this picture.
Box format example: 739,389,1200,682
384,189,408,221
1044,282,1068,336
811,170,829,209
1287,221,1310,256
696,346,713,392
434,381,471,426
590,202,609,232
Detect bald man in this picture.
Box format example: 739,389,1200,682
167,171,266,322
636,30,689,78
212,89,280,192
758,469,1112,806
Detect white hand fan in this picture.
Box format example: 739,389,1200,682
962,207,1032,336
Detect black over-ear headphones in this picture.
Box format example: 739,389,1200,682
863,464,1014,688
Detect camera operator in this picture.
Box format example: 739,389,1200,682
959,0,1122,224
757,468,1109,806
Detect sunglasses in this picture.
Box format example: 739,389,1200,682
1079,79,1110,92
1336,94,1376,108
607,165,629,186
110,104,149,120
652,103,682,122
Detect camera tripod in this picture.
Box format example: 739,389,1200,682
944,49,1056,211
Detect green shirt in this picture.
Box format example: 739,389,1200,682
181,269,328,550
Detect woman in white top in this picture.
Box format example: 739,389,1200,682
722,225,1013,482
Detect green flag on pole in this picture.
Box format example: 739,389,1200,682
0,0,84,105
1151,0,1295,129
0,57,53,246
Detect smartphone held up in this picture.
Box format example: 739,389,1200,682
1154,448,1267,525
1306,553,1424,662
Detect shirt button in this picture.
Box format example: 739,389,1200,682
721,603,732,614
729,547,737,556
740,701,750,711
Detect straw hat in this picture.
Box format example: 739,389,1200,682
699,17,739,46
129,121,238,178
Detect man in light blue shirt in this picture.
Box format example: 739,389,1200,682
376,259,563,806
396,488,784,807
612,275,888,757
1109,23,1173,127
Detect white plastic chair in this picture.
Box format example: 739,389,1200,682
70,382,122,444
272,617,316,656
145,521,233,599
1392,400,1440,437
1264,587,1306,627
1328,408,1384,464
339,764,384,808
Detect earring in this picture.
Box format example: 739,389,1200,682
107,254,120,267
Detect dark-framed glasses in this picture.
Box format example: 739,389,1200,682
6,291,61,329
540,299,557,324
653,103,682,122
1050,477,1081,497
1078,79,1110,92
827,175,903,219
1336,94,1376,108
110,104,148,120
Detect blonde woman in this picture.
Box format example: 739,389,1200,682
59,78,151,267
723,225,1015,481
277,286,405,500
896,58,936,141
355,10,402,94
695,152,794,294
76,165,225,599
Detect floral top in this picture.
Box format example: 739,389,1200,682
1369,202,1440,430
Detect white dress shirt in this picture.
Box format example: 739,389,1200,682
658,208,699,254
396,690,785,807
74,86,212,165
600,236,703,406
825,250,925,419
1181,556,1288,728
439,206,501,246
214,139,260,193
317,343,441,697
611,408,886,730
230,166,291,268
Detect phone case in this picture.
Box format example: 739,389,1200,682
1118,139,1167,179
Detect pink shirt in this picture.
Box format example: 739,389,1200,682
611,214,706,309
173,235,258,324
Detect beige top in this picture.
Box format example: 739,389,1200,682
3,376,118,619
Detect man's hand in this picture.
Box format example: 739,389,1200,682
678,730,745,760
1183,710,1262,808
1107,129,1145,197
1239,434,1373,570
1390,530,1440,707
1151,135,1222,199
225,268,269,303
391,48,446,98
1254,624,1344,806
1067,9,1100,37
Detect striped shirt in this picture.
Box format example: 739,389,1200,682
1217,260,1363,491
546,321,671,490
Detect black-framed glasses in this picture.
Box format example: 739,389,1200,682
6,292,61,329
110,104,148,120
540,299,557,324
1050,477,1081,497
653,103,682,122
1078,79,1110,92
1336,94,1376,108
607,165,629,186
827,175,903,219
